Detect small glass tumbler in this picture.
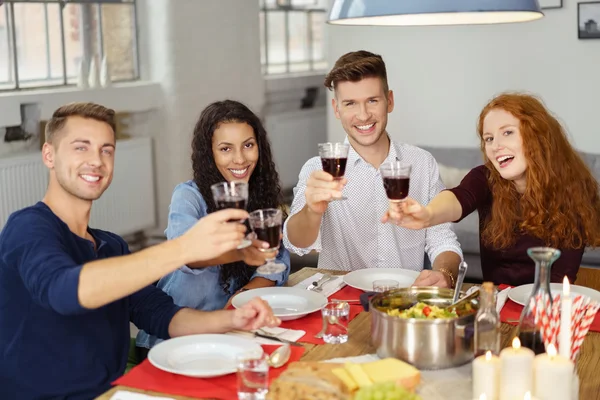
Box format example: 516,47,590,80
372,279,399,293
321,300,350,344
236,352,269,400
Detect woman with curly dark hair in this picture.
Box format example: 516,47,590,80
136,100,290,350
384,92,600,286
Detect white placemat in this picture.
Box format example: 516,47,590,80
294,272,346,298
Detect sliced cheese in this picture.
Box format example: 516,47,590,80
361,358,421,390
344,362,373,388
332,367,358,391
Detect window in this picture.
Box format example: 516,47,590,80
260,0,328,75
0,0,138,91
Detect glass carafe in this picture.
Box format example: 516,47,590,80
475,282,500,357
516,247,561,355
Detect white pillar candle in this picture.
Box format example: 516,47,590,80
473,351,500,400
533,344,574,400
499,337,535,400
559,276,572,360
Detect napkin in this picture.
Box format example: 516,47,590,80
109,390,174,400
294,272,346,297
226,326,306,344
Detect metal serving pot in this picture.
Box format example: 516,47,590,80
362,286,478,370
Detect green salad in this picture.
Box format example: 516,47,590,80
386,301,457,319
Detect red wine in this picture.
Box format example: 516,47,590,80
254,225,281,249
383,176,410,200
518,330,546,355
321,157,347,178
216,196,246,210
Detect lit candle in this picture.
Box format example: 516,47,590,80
473,351,500,400
499,337,534,400
559,276,572,360
533,343,573,400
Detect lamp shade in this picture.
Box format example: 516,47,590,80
328,0,544,26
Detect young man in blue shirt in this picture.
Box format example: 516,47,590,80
0,102,280,399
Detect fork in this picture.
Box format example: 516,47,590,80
307,274,332,291
313,276,336,292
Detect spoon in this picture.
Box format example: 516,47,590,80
452,261,469,305
445,288,479,314
266,344,291,368
314,317,328,339
327,315,348,331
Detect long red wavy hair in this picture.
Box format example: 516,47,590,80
477,93,600,250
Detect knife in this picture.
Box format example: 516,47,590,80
231,329,303,347
253,332,303,347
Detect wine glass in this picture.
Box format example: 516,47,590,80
210,181,252,249
248,208,286,274
380,161,412,202
318,142,350,201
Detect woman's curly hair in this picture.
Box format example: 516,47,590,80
477,92,600,250
191,100,286,292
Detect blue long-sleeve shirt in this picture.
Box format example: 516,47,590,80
136,181,290,349
0,202,182,399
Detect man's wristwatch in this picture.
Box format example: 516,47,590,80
436,268,456,288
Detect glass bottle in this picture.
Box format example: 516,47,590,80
516,247,561,355
474,282,500,357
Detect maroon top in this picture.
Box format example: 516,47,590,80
448,165,582,286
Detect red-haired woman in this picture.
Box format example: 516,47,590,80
384,92,600,285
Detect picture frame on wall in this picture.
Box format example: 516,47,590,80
579,2,600,39
539,0,562,9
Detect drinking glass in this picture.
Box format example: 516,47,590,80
248,208,286,274
318,142,350,201
380,161,412,202
372,279,399,293
321,300,350,344
236,352,269,400
211,181,251,249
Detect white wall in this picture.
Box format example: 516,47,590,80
138,0,266,229
326,2,600,153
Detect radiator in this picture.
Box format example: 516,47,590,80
0,136,156,236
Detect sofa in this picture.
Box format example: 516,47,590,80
421,145,600,282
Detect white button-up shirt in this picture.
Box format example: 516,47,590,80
282,138,463,272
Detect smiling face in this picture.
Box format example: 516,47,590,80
42,116,115,202
211,121,258,183
482,108,527,191
332,77,394,150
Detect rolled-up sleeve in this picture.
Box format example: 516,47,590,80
423,155,464,264
165,183,212,275
282,157,323,256
1,212,87,316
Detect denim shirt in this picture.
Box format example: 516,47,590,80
136,181,290,349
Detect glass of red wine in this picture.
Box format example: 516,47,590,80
248,208,285,274
210,181,252,250
380,161,412,202
318,142,350,201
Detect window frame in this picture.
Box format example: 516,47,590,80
260,0,327,76
0,0,140,92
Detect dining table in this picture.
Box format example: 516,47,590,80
97,267,600,400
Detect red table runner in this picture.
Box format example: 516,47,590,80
114,345,305,400
498,284,600,332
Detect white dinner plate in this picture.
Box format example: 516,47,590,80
508,283,600,306
343,267,420,292
148,334,262,378
231,286,327,321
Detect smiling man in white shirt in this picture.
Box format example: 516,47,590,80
283,50,462,288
